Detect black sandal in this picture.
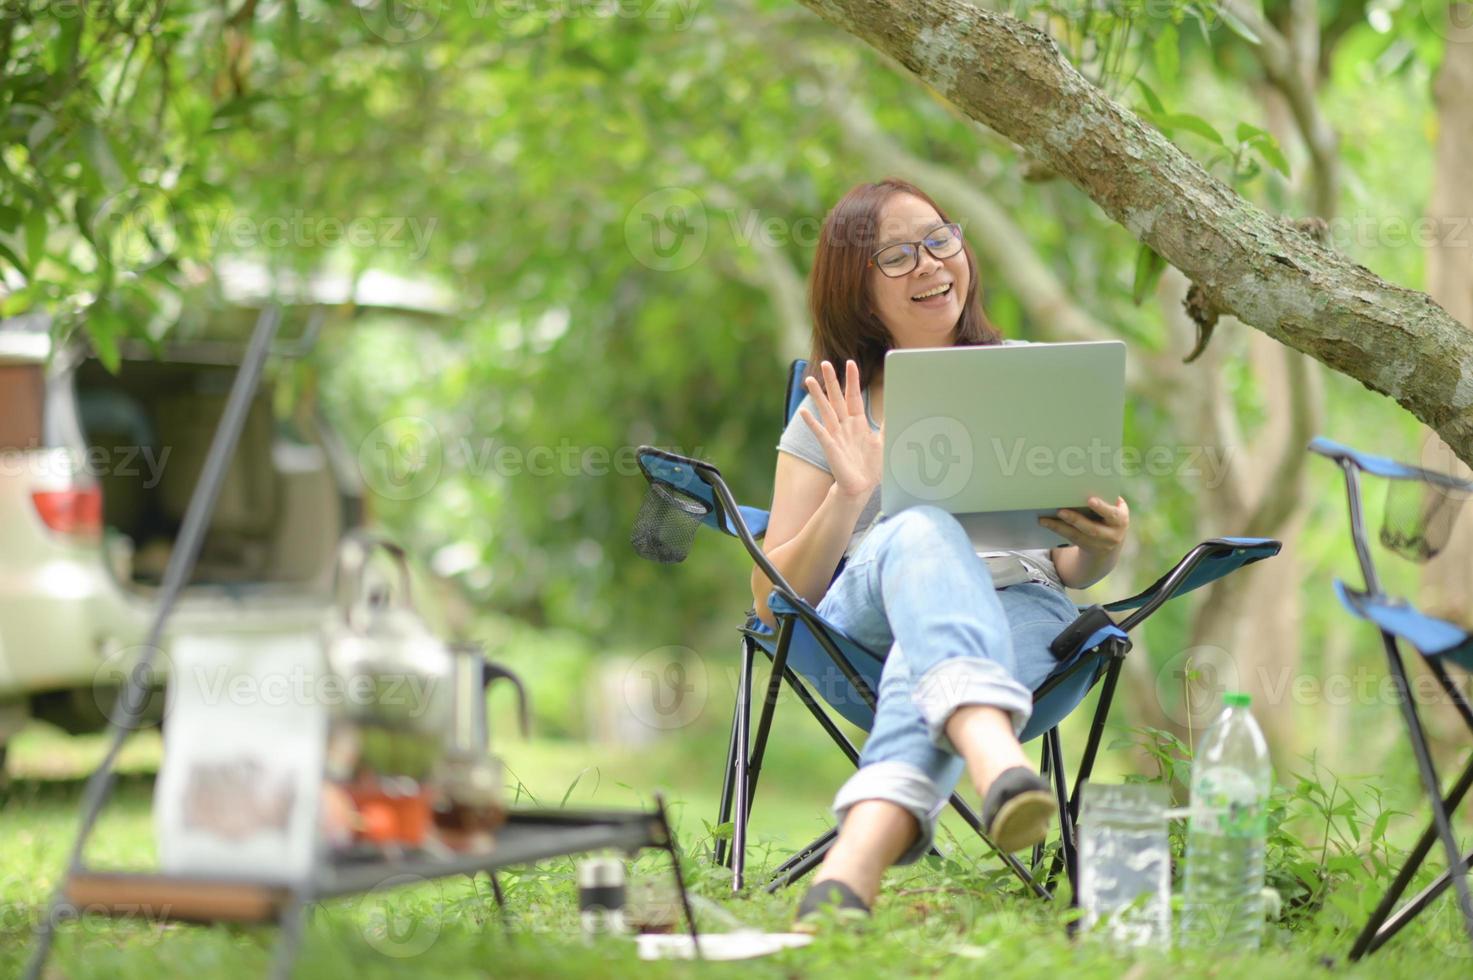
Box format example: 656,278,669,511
793,878,871,933
982,766,1058,852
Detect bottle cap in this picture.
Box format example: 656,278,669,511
1223,692,1252,707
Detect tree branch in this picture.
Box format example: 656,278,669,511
793,0,1473,466
707,183,810,361
1222,0,1339,218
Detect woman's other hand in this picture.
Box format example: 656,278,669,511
1043,495,1129,591
797,359,883,500
1040,495,1130,556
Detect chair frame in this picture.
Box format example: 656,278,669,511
634,360,1280,900
1309,438,1473,959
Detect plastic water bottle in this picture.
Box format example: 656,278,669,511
1180,692,1271,950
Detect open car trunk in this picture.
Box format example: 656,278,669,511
74,356,348,592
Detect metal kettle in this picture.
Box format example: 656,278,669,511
323,532,454,781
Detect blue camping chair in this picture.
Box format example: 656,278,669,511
1308,437,1473,959
631,359,1281,897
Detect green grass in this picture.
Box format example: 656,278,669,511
3,723,1472,979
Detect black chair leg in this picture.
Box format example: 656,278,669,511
1032,738,1052,875
744,621,795,826
1350,655,1473,959
713,661,742,870
1379,637,1473,949
730,640,755,892
1042,727,1078,897
1069,656,1124,827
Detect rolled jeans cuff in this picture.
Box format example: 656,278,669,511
832,761,947,866
912,658,1034,750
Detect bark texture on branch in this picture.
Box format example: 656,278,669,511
795,0,1473,465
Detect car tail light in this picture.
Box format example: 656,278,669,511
32,487,103,537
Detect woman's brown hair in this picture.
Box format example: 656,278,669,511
806,177,1001,388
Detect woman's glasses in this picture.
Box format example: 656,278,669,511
868,222,964,278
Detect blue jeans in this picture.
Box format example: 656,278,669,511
814,505,1080,864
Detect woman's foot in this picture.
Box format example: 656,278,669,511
793,878,871,933
981,766,1057,852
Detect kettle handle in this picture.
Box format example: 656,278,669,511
482,662,532,737
333,530,415,630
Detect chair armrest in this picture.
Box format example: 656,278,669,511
634,446,770,539
1103,537,1281,630
1310,436,1473,493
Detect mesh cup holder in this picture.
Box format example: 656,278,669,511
631,480,713,564
1380,477,1469,563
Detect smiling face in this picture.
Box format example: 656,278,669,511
867,193,971,350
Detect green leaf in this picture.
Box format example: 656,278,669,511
1,285,32,316
24,209,46,271
0,240,27,277
1215,4,1264,46
51,15,83,75
1153,25,1180,85
1184,6,1214,45
82,123,132,190
1165,112,1225,145
1235,122,1269,143
86,303,123,374
1135,77,1166,116
1255,136,1291,177
1132,241,1167,305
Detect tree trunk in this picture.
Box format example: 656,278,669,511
794,0,1473,465
1421,9,1473,628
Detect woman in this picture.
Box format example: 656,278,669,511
750,178,1130,925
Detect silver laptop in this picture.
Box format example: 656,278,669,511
881,340,1126,550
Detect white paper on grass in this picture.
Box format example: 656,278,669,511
154,631,327,882
636,932,813,961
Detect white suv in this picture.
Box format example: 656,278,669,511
0,312,361,766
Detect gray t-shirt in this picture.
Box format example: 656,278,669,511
775,381,1066,592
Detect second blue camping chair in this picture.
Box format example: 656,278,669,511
1309,436,1473,960
631,359,1281,897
